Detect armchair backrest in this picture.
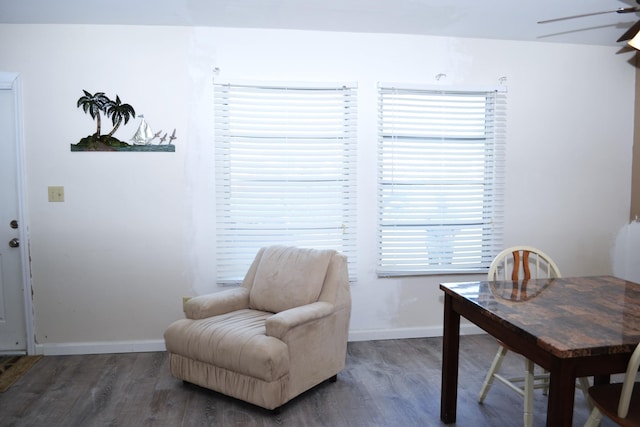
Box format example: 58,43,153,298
242,246,345,313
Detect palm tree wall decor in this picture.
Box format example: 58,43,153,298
105,95,136,138
72,90,175,152
77,90,112,137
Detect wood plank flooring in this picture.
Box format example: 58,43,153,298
0,334,616,426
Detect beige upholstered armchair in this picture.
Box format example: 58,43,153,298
164,245,351,410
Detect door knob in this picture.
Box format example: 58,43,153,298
8,238,19,248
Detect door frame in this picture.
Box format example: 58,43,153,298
1,72,35,355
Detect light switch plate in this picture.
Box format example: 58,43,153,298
48,186,64,202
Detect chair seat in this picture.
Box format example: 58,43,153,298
588,383,640,427
164,309,289,382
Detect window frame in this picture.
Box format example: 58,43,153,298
376,83,506,277
214,81,358,284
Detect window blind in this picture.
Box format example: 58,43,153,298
377,84,506,276
214,82,358,283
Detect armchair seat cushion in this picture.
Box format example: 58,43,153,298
164,309,289,382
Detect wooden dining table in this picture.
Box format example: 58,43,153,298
440,275,640,427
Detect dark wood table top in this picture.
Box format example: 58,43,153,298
440,275,640,359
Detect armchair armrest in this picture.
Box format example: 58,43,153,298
184,287,250,319
265,301,334,340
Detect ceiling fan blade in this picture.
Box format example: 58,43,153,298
618,19,640,41
538,7,639,24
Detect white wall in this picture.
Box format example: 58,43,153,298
0,24,634,354
612,221,640,282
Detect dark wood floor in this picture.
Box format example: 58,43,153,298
0,334,615,426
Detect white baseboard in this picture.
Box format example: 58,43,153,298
36,340,166,356
34,326,485,356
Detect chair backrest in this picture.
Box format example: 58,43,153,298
618,342,640,418
242,245,344,313
488,245,561,281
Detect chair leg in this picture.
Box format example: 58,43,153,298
478,345,508,403
583,406,602,427
523,358,534,427
577,377,592,410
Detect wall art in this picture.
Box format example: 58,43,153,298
71,90,176,152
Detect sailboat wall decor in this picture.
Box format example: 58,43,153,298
127,115,176,152
131,115,154,145
71,90,176,152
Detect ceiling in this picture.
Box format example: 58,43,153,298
2,0,640,47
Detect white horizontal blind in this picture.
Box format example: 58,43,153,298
377,84,506,276
214,82,358,283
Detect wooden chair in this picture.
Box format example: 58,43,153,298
584,342,640,427
478,245,591,427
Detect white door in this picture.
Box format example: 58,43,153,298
0,74,29,354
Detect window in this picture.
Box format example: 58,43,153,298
377,84,506,276
214,82,358,283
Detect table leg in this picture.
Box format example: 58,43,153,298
441,293,460,424
546,359,576,427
